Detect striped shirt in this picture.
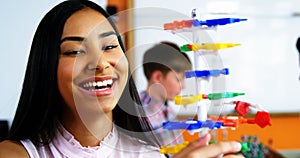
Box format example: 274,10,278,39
140,91,184,146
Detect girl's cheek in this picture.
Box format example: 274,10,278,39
115,55,129,71
58,59,76,82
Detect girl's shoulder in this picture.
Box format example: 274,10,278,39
0,140,29,158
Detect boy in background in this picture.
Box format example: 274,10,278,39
140,41,192,146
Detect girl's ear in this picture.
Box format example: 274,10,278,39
151,70,163,83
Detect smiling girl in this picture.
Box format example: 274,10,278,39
0,0,242,157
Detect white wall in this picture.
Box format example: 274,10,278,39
132,0,300,114
0,0,107,125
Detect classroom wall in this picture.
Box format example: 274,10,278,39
0,0,61,125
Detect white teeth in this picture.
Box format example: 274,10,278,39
97,82,102,87
107,80,112,84
82,79,113,89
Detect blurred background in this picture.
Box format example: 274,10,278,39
1,0,300,157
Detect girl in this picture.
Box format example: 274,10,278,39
0,0,242,157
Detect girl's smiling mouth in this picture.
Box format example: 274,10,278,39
78,77,115,96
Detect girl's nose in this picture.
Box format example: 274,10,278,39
87,55,109,72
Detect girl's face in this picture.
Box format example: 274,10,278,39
58,8,128,116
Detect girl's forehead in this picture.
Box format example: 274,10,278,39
62,8,114,39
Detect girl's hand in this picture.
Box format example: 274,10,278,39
173,134,244,158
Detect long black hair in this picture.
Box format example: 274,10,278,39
8,0,158,146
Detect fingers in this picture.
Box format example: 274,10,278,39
173,137,243,158
223,153,245,158
173,134,211,158
197,141,242,157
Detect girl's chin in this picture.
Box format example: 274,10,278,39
74,99,117,113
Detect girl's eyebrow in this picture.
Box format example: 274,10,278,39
60,36,84,44
60,31,117,44
99,31,117,38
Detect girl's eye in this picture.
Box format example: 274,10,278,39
102,45,119,51
62,50,85,56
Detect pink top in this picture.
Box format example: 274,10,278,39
20,124,163,158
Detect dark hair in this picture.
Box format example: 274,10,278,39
143,41,192,80
8,0,157,146
297,37,300,53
